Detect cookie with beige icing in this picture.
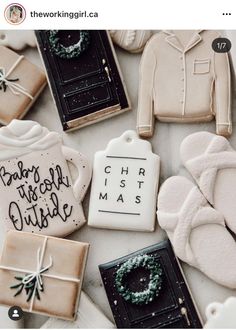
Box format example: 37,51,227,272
110,30,152,53
0,30,36,50
181,131,236,234
157,175,236,289
137,30,232,137
0,120,92,237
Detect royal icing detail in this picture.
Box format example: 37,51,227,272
0,120,91,237
88,130,160,231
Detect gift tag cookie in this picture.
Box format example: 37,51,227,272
0,30,36,50
88,130,160,231
0,120,91,237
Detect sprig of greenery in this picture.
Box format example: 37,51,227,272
10,275,44,302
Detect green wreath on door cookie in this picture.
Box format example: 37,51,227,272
115,254,162,305
49,30,90,59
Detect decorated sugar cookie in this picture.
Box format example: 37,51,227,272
88,130,160,231
109,30,152,53
0,120,91,237
0,230,89,320
205,297,236,328
99,240,202,328
0,46,46,125
35,30,131,131
0,30,36,50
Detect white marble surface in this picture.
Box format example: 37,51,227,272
1,31,236,328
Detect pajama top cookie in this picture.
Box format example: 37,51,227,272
0,120,91,237
88,130,160,231
137,30,232,137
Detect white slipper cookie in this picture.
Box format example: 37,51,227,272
181,131,236,233
157,176,236,288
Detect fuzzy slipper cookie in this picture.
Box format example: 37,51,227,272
181,131,236,233
157,176,236,288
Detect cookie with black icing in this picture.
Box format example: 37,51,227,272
99,240,202,328
35,30,131,131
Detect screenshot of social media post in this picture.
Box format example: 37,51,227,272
0,0,235,329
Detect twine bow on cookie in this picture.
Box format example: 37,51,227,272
9,237,53,311
20,248,53,303
0,55,33,99
0,236,81,313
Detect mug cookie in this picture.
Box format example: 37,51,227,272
0,120,92,237
88,130,160,231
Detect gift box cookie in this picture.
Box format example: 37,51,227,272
35,30,131,131
99,240,202,328
0,230,89,320
0,119,91,237
0,46,47,125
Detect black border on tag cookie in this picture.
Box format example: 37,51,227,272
99,240,202,328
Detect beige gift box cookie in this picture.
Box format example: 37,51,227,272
0,230,89,320
0,46,47,125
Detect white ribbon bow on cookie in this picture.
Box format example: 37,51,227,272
0,236,81,312
0,55,33,100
